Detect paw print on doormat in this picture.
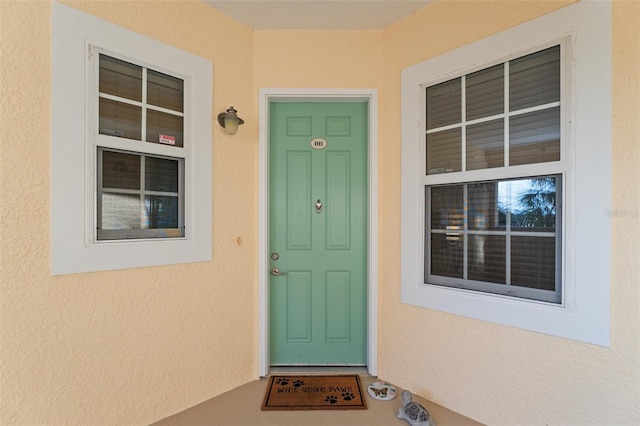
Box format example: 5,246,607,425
292,379,305,387
276,378,289,386
325,395,338,404
342,392,355,401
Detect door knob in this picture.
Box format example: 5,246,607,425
271,267,286,276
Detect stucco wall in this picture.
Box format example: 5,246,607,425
1,0,638,425
0,1,257,424
254,30,383,88
379,1,640,425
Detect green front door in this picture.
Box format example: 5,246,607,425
269,102,368,366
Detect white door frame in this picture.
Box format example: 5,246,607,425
258,88,379,377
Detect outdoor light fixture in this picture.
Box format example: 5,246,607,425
217,106,244,135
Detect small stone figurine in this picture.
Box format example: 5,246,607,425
397,390,435,426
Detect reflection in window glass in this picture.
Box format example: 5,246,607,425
430,185,463,230
97,148,184,240
426,78,461,130
424,44,561,175
499,177,557,231
468,235,506,284
145,195,179,229
427,128,461,175
102,150,140,190
98,54,184,147
101,193,142,230
146,109,184,147
430,233,463,279
466,64,504,121
511,236,556,291
145,157,179,192
426,175,560,303
99,98,142,140
510,107,560,166
99,55,142,102
509,46,560,111
147,70,183,112
468,182,504,231
466,119,504,170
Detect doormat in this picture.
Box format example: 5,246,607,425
261,375,368,411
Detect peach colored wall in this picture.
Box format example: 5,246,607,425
254,30,383,88
378,1,639,425
2,0,638,425
1,1,258,424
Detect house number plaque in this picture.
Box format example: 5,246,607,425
311,138,328,150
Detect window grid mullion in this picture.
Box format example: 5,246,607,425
98,92,143,108
461,75,467,173
97,92,184,118
463,184,468,280
142,68,148,143
140,155,146,230
426,101,560,135
178,158,185,231
96,148,104,233
147,104,185,117
504,61,511,286
505,181,512,286
504,61,510,168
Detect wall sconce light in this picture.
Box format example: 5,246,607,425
217,106,244,135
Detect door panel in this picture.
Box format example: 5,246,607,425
269,102,367,366
326,151,351,249
286,151,312,250
286,271,312,342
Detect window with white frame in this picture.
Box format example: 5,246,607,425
95,53,186,241
424,45,563,304
51,3,212,275
400,0,611,346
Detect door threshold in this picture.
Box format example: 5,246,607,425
268,366,369,375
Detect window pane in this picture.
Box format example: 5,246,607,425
468,181,505,231
146,109,184,147
466,64,504,121
101,193,141,230
147,70,184,112
430,233,463,279
511,236,556,291
426,78,461,129
509,107,560,166
507,177,557,232
145,195,179,229
427,128,461,174
468,235,506,284
145,157,179,193
430,185,464,230
102,150,140,190
99,98,142,140
466,119,504,171
509,45,560,111
99,55,142,102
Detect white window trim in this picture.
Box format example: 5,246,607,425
52,2,212,275
401,0,611,346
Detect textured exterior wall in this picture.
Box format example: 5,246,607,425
378,1,640,425
0,1,257,424
1,0,638,425
254,30,383,88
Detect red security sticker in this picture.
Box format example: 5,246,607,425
159,134,176,145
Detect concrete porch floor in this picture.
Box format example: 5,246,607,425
152,374,483,425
